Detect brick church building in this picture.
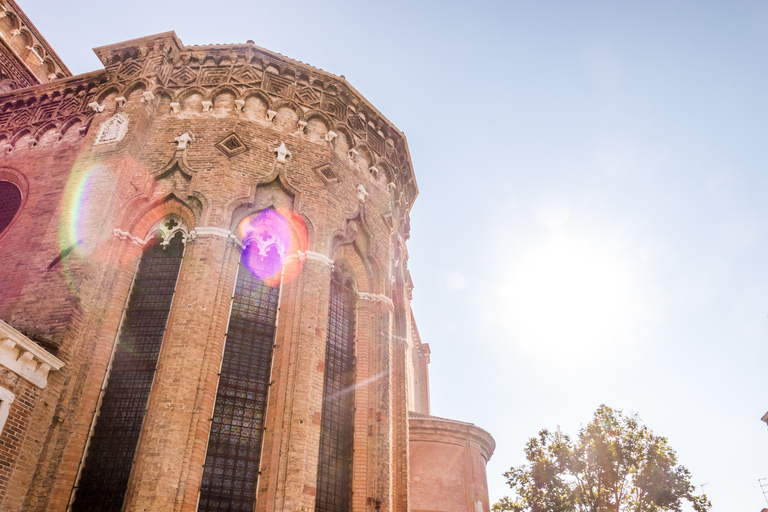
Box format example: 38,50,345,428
0,1,494,510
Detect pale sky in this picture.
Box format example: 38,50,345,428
21,0,768,509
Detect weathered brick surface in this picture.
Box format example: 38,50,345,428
0,10,495,512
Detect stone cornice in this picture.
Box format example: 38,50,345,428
1,0,71,78
0,319,64,389
90,32,418,210
409,412,496,461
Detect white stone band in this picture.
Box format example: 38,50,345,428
358,292,395,310
113,228,145,248
190,226,232,238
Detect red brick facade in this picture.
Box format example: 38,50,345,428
0,2,493,511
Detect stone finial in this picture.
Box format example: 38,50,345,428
234,99,245,112
297,120,308,132
325,131,337,143
174,132,194,150
357,184,369,203
201,101,213,112
274,142,291,162
88,101,104,113
115,96,126,108
266,109,277,122
141,91,155,102
170,102,180,113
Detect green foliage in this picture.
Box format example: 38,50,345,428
493,405,711,512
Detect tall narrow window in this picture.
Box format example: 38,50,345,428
198,241,281,512
0,180,22,235
315,270,356,512
72,224,185,512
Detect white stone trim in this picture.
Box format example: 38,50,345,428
305,251,333,266
357,292,394,310
0,386,13,436
94,114,128,145
189,226,232,239
113,228,146,248
283,250,334,267
0,320,64,389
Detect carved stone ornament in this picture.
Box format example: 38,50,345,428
201,100,213,112
88,101,104,113
274,141,291,162
369,166,379,176
170,102,181,113
0,320,64,389
234,99,245,112
357,184,369,203
174,132,194,149
142,91,155,102
94,114,129,146
266,109,277,122
348,148,358,163
297,120,307,132
325,130,337,143
115,96,126,108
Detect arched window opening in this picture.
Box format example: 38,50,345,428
0,180,22,235
71,225,186,512
315,269,356,512
197,230,282,512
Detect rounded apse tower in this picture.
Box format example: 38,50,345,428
0,23,494,512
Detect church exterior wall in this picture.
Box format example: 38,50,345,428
0,3,493,510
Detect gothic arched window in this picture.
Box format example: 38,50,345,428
71,217,187,512
315,269,356,512
197,222,283,512
0,180,22,235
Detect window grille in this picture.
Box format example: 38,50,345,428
315,271,356,512
72,231,184,512
198,243,280,512
0,181,22,234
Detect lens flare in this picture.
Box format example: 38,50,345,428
238,208,308,286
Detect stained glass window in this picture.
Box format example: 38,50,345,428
315,271,356,512
0,181,22,235
72,231,185,512
198,242,281,512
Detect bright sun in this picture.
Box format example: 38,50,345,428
498,232,642,365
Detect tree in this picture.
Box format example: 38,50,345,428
493,405,711,512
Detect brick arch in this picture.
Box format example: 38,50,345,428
120,79,149,100
332,241,375,294
95,84,120,104
121,195,198,240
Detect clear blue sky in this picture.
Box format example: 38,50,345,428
22,0,768,509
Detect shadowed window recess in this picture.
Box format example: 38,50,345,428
0,180,22,235
71,229,185,512
315,270,356,512
198,237,281,512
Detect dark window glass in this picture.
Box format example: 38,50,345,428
315,272,355,512
72,231,184,512
0,181,22,234
198,243,280,512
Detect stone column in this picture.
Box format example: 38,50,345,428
122,231,240,512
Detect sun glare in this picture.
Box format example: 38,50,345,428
499,232,642,365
